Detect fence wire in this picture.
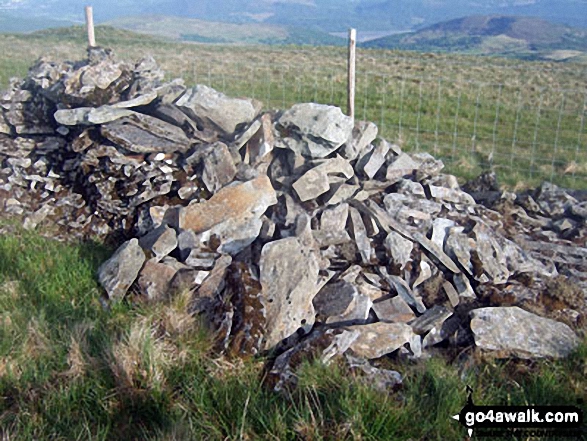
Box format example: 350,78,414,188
181,53,586,189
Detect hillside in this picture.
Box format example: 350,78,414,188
363,15,587,61
0,1,586,34
105,15,345,46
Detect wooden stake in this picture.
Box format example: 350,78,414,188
347,28,356,121
85,6,96,47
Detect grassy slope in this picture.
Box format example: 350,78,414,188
364,15,587,60
0,222,584,440
0,25,586,190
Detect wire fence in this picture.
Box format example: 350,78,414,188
180,53,587,189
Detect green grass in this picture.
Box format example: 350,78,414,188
0,25,585,190
0,222,585,439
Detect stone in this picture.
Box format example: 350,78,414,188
197,142,238,193
292,155,354,202
413,260,432,288
87,106,134,124
372,296,416,323
259,236,321,350
357,139,390,179
313,280,358,319
347,322,414,359
175,85,260,136
430,218,455,250
385,153,420,182
341,120,378,161
409,305,453,335
277,103,354,159
111,91,158,108
428,185,476,205
224,262,266,356
184,251,218,270
325,183,360,205
326,293,372,325
470,307,579,358
312,230,351,248
445,230,473,275
53,107,92,125
138,224,178,262
384,231,413,270
471,223,509,284
190,255,232,314
442,281,460,307
349,207,371,264
98,238,146,302
101,112,191,154
136,258,178,302
320,203,349,231
22,204,54,230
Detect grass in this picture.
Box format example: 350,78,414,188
0,222,585,440
0,25,586,189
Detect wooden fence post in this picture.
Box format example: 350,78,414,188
85,6,96,47
347,28,356,121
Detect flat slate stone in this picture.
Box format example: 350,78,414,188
260,236,321,350
176,85,260,136
347,322,414,359
470,306,579,358
101,111,191,153
98,238,145,302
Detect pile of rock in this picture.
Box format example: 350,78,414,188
1,49,585,391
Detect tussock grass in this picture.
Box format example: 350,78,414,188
0,222,585,439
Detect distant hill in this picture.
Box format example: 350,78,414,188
363,15,587,61
0,11,76,33
105,15,345,46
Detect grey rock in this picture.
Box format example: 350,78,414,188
111,91,158,108
87,106,134,124
471,223,509,284
176,85,260,136
98,238,146,302
341,120,378,161
198,142,238,193
312,229,351,247
453,273,476,300
138,224,178,262
313,280,358,318
430,218,455,250
53,107,92,125
384,231,413,270
325,183,360,206
320,203,349,231
442,281,460,307
347,322,414,359
326,293,372,325
372,295,416,323
444,229,473,275
101,112,191,154
185,251,218,270
260,236,321,350
385,153,420,182
136,258,178,302
409,305,453,335
357,139,390,179
277,103,354,159
349,207,371,264
292,155,354,202
428,185,476,205
412,260,432,288
470,307,579,358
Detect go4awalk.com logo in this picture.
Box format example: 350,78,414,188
451,386,585,438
